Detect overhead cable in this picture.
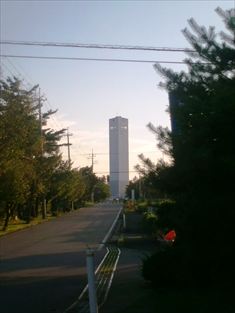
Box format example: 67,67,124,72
0,40,196,53
0,54,191,64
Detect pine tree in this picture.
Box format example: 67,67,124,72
143,7,235,286
0,77,66,228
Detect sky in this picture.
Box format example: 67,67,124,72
0,0,234,179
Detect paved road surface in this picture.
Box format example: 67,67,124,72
0,203,121,313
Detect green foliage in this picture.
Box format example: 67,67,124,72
142,211,158,236
0,77,108,230
142,246,181,287
48,164,86,214
134,155,173,199
141,7,235,286
125,177,141,200
93,178,110,202
155,200,179,231
0,79,38,195
136,201,148,213
79,166,99,201
0,78,41,226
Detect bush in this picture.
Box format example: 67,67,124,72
136,201,148,213
123,200,137,212
142,246,182,287
142,242,204,288
142,211,158,236
156,200,181,230
142,239,235,289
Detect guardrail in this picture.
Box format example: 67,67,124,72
64,246,120,313
64,205,123,313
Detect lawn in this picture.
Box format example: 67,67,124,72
0,215,56,237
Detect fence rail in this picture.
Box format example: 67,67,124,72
64,245,121,313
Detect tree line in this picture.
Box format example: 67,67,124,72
0,77,110,230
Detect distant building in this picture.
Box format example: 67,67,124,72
109,116,129,199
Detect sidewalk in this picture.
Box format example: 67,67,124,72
101,212,235,313
101,212,158,313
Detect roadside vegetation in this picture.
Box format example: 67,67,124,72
126,5,235,302
0,78,110,234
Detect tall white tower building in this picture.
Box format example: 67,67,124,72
109,116,129,199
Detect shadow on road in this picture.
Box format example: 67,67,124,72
0,249,106,313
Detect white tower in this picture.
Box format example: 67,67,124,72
109,116,129,199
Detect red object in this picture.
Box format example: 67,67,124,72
164,230,176,241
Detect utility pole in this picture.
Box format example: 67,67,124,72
139,175,142,200
91,148,95,173
88,149,96,202
38,88,47,219
38,88,43,154
64,128,73,210
88,149,96,172
65,128,73,168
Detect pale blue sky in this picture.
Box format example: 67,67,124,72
1,0,234,178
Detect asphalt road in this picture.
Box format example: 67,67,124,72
0,202,121,313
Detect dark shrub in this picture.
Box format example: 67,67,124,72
142,246,182,287
142,211,158,236
141,243,213,288
136,201,148,213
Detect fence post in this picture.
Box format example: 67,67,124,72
86,249,98,313
123,213,126,230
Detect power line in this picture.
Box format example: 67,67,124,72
94,171,139,174
1,61,15,79
77,151,158,156
1,58,73,165
6,57,34,88
0,54,190,64
1,57,66,131
0,40,195,53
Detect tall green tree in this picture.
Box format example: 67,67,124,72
78,167,99,201
0,78,41,228
142,7,235,286
0,77,66,228
93,176,110,202
34,111,66,219
48,163,86,214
